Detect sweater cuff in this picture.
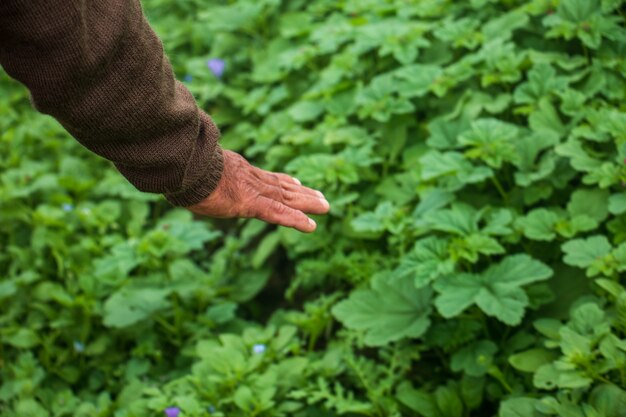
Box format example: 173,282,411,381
164,144,224,207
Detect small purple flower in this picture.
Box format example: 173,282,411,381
206,58,226,78
183,74,193,83
252,344,266,355
164,407,180,417
73,340,85,353
62,203,74,212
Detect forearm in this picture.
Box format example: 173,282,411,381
0,0,222,206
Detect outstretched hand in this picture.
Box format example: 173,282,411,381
186,150,330,233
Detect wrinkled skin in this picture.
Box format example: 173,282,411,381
187,150,330,233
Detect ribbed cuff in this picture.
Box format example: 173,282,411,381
164,145,224,206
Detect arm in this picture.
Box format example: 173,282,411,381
0,0,222,206
0,0,329,232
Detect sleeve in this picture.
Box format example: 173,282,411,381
0,0,223,206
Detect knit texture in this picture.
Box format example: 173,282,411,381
0,0,223,206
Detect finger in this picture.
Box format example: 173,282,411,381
260,186,330,214
257,169,324,198
253,196,317,233
273,172,301,186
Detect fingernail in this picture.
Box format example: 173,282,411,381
293,177,301,185
320,198,329,209
316,191,324,198
308,218,316,228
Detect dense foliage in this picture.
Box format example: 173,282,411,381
2,0,626,416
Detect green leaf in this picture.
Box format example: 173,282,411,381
567,188,609,222
529,99,566,138
252,231,280,268
288,101,324,122
427,117,470,150
160,212,222,251
435,385,463,417
413,189,456,219
420,151,493,186
515,63,568,104
15,399,49,417
509,348,558,373
483,254,553,287
230,269,271,302
332,274,432,346
589,384,626,417
475,285,529,325
0,280,17,300
423,203,480,236
558,0,601,23
393,237,454,288
396,383,441,417
103,287,170,328
534,362,593,390
434,272,482,318
464,234,505,256
394,64,442,98
458,118,519,168
205,303,237,324
451,340,498,376
562,236,611,268
6,328,41,349
499,398,540,417
609,193,626,215
233,385,256,411
483,10,530,41
516,208,560,241
556,138,603,172
434,255,552,324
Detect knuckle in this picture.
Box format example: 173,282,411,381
271,200,288,215
282,191,297,203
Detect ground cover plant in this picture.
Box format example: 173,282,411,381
1,0,626,416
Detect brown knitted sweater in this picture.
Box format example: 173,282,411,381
0,0,223,206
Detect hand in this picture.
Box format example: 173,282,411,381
186,150,330,233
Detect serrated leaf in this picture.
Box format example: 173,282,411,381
516,208,560,241
394,64,442,98
476,284,529,325
483,254,553,287
423,203,480,236
427,117,470,150
458,118,519,168
413,189,456,220
393,237,454,288
434,255,552,324
529,99,566,138
434,272,482,318
332,274,432,346
514,63,568,104
562,236,612,268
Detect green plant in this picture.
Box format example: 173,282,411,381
1,0,626,416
